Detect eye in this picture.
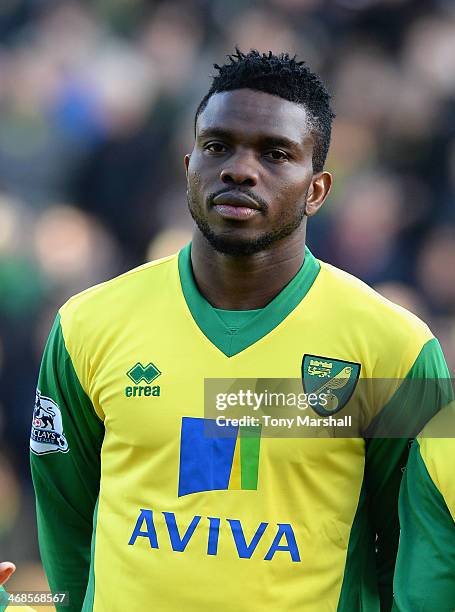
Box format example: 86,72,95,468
265,149,289,161
204,142,228,154
264,149,289,162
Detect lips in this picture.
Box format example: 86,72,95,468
211,192,262,221
212,192,261,210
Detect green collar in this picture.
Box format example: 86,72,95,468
213,307,263,330
178,243,320,357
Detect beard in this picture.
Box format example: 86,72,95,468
187,188,308,257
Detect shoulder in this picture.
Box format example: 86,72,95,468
59,253,178,326
54,252,180,387
314,259,435,376
319,260,431,337
56,253,179,359
317,259,432,340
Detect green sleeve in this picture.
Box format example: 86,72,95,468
30,315,104,612
364,338,454,612
392,440,455,612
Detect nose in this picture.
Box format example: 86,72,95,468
220,151,258,187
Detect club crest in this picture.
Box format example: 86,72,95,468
302,354,361,416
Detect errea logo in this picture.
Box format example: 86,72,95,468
127,362,161,384
125,362,161,398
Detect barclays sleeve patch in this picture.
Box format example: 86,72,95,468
30,390,69,455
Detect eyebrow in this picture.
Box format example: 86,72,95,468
197,127,303,151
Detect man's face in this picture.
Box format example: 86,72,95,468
186,88,318,256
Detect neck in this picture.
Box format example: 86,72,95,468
190,224,307,310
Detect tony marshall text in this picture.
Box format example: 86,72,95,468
215,415,352,428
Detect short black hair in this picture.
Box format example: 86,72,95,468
195,49,335,173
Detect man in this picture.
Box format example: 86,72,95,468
393,403,455,611
30,50,452,611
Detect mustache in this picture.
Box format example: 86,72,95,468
207,188,268,212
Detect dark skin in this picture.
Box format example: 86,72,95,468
185,88,332,310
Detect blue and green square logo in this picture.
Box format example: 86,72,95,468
178,417,261,497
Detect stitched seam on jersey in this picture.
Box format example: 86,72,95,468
58,313,104,423
363,338,451,438
82,497,99,612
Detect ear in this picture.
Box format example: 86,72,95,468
305,172,332,217
184,154,190,177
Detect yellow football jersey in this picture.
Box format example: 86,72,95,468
30,245,452,612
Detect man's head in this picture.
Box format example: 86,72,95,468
186,49,334,256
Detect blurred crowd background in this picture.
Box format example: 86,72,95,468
1,0,455,601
